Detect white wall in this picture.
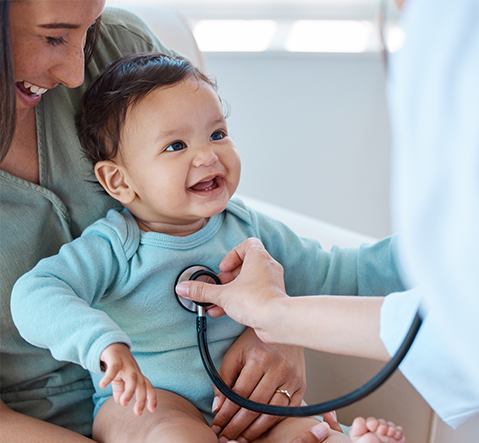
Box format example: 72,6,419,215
204,52,392,238
113,0,396,239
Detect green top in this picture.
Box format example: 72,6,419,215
0,8,174,435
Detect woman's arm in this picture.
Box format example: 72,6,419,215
177,238,390,361
0,400,96,443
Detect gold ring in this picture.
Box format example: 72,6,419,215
275,389,292,402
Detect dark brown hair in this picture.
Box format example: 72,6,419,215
0,0,16,163
0,0,102,163
77,52,217,165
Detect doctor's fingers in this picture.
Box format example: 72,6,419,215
218,238,271,274
220,239,286,296
177,279,260,329
176,277,223,307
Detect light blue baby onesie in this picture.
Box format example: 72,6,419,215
11,198,405,422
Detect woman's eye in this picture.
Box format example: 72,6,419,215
165,141,186,152
46,36,67,47
210,131,225,141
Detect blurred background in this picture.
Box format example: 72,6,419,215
107,0,402,239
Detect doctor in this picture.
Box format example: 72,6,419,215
176,0,479,439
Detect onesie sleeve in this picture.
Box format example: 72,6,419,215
11,226,132,374
248,208,406,297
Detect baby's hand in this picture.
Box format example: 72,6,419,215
100,343,157,416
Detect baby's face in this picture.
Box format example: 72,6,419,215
118,78,241,235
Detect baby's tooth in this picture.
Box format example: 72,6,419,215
30,85,40,94
38,88,47,95
24,81,32,88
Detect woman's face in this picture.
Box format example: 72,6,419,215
9,0,105,114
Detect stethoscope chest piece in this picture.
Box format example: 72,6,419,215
175,265,219,313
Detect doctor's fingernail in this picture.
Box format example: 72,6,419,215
212,396,220,413
219,437,228,443
175,282,189,296
211,425,221,435
237,438,249,443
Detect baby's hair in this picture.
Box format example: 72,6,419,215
77,52,217,164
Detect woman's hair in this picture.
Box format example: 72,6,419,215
0,0,102,163
77,52,217,165
0,0,16,163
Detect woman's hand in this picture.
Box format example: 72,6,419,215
226,421,337,443
210,328,307,442
176,238,288,343
99,343,157,416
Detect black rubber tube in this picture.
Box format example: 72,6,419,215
197,312,422,417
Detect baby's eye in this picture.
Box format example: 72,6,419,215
210,131,225,141
165,141,186,152
46,36,67,47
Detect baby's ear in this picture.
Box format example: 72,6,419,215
95,161,136,205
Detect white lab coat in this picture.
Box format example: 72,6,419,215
380,0,479,428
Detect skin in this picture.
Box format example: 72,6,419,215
3,1,410,441
93,78,340,442
227,419,405,443
177,240,406,443
0,2,107,442
1,0,105,183
95,78,241,237
177,238,390,361
1,2,315,442
96,77,242,413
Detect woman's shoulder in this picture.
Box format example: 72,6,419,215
100,7,154,40
98,7,175,57
80,7,174,88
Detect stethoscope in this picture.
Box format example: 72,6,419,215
175,265,422,417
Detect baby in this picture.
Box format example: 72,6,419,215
11,52,405,443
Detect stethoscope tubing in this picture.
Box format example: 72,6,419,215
177,265,423,416
197,311,422,416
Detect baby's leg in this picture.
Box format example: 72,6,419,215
349,417,405,443
251,416,351,443
93,388,217,443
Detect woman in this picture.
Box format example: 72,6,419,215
0,2,315,441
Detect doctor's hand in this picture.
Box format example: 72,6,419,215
176,238,288,344
99,343,157,416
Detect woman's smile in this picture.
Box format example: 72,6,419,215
15,81,50,107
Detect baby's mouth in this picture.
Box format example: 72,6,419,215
189,176,221,192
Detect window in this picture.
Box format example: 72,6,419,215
109,0,403,53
